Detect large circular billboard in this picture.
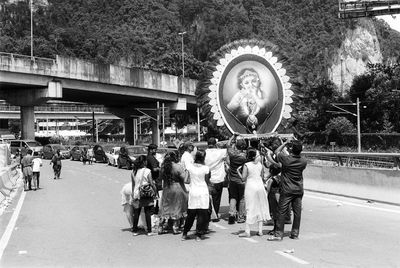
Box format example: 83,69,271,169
198,40,293,136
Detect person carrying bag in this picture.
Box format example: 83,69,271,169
131,155,157,236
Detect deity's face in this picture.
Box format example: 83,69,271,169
240,74,260,93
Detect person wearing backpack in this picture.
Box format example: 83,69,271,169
131,155,157,236
50,150,62,179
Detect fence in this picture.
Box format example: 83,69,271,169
303,151,400,170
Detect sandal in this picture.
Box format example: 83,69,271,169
238,232,250,238
267,236,282,241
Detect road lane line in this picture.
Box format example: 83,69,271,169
0,191,26,260
305,194,400,214
243,237,258,243
211,223,228,230
275,250,309,265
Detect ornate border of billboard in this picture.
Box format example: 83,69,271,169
196,39,294,136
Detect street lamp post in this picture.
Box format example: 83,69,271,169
178,31,186,78
30,0,33,59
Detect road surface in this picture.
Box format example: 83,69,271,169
0,159,399,267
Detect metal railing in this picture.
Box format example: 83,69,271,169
0,52,56,65
303,151,400,170
0,104,105,113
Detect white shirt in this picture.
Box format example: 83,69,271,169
132,168,151,200
205,148,227,184
180,151,194,170
187,164,210,209
32,158,42,172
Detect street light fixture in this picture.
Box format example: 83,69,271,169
178,31,186,78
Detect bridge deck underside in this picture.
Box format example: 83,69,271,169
0,71,196,107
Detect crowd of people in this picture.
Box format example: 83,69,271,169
122,133,307,242
14,148,62,191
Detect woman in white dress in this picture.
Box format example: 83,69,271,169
182,150,211,241
238,148,270,237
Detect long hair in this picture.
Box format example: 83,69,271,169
246,148,257,162
194,150,206,165
132,155,147,176
160,151,178,187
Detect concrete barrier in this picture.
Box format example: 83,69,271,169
304,165,400,205
0,163,22,215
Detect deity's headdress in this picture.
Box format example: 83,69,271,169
239,69,259,82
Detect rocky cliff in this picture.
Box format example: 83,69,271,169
328,18,383,95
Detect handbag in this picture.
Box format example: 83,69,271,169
139,184,156,199
139,170,156,199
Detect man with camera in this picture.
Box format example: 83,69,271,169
268,138,307,241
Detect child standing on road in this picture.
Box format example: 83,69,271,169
32,156,43,190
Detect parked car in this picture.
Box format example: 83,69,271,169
92,145,108,163
42,144,70,159
106,147,120,166
117,145,147,169
156,147,178,164
9,140,43,156
70,145,88,161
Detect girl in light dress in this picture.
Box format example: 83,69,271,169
238,148,271,237
181,150,211,241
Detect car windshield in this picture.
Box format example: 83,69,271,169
26,141,41,147
53,145,66,150
128,147,147,155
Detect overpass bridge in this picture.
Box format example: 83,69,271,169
0,52,198,143
0,102,118,120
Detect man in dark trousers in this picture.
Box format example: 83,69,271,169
226,133,247,224
268,139,307,241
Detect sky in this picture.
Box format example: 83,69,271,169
379,15,400,32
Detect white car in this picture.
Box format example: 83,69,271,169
106,147,120,167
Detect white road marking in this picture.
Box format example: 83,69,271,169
0,191,26,260
305,194,400,214
275,250,309,265
243,237,258,243
18,250,27,255
211,223,227,230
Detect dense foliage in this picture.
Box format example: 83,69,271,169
3,0,396,80
349,63,400,133
1,0,400,145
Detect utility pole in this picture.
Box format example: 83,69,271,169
356,97,361,153
92,111,95,143
178,31,186,78
197,107,201,141
162,103,165,146
330,98,362,152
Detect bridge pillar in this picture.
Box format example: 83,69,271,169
0,81,62,140
0,119,8,129
124,118,134,145
151,121,159,146
20,106,35,140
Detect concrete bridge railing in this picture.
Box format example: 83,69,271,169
0,52,197,96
